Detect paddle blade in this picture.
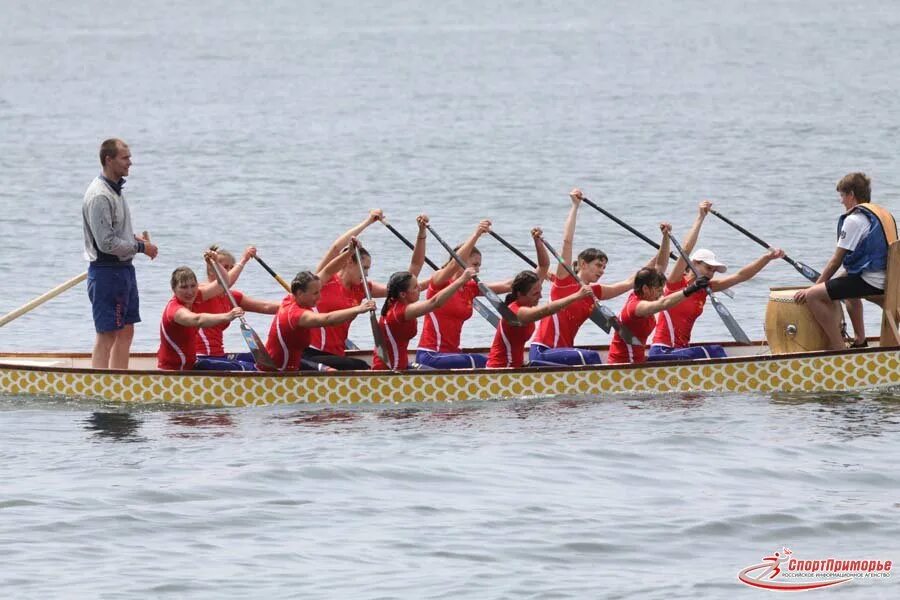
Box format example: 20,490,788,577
477,283,521,326
709,296,751,344
795,262,821,283
240,322,278,370
610,317,642,346
368,312,390,365
471,297,500,328
587,307,612,333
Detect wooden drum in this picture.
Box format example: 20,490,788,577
765,287,829,354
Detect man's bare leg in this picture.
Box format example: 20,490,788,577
92,331,117,369
804,284,845,350
109,324,134,369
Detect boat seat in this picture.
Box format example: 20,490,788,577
878,240,900,347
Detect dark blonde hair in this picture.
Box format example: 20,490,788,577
170,267,197,290
291,271,319,294
836,172,871,203
207,244,236,264
441,246,480,269
349,246,371,264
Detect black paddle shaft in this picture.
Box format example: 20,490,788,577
710,209,820,282
381,219,502,327
488,231,537,268
381,221,440,270
538,237,644,345
582,197,678,261
668,233,751,344
424,224,522,326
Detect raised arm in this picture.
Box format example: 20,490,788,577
649,222,672,274
198,246,256,300
407,214,429,277
317,238,358,282
712,248,785,292
532,227,551,281
315,209,383,272
430,220,490,287
668,201,711,283
405,267,477,320
558,188,583,280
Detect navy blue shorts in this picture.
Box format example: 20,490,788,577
87,263,140,333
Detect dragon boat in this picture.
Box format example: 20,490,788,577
1,338,898,407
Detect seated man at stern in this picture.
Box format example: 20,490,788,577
795,172,897,350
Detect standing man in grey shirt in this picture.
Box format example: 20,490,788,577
82,138,158,369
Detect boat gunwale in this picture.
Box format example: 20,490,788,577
0,341,893,379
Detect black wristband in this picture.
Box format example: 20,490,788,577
136,241,145,254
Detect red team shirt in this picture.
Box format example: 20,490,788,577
158,296,199,370
193,289,244,355
532,275,603,348
651,276,706,348
418,279,481,353
310,274,365,355
263,295,313,371
606,293,658,364
372,301,418,370
486,302,534,368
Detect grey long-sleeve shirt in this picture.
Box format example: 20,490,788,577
82,176,139,263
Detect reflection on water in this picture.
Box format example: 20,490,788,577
277,409,360,427
85,412,143,442
167,411,236,438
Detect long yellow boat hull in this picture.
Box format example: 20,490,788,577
0,343,897,407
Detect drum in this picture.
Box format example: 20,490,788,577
764,287,829,354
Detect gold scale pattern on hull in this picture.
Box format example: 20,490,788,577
1,349,899,407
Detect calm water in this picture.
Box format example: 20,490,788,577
2,0,900,597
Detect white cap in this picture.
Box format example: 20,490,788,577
689,248,727,273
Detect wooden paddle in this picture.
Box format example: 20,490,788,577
0,272,88,328
669,233,751,344
0,231,151,328
539,238,642,344
253,254,291,293
710,209,821,282
425,224,521,326
488,231,537,268
207,256,278,370
254,253,360,351
381,220,501,327
354,244,390,364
